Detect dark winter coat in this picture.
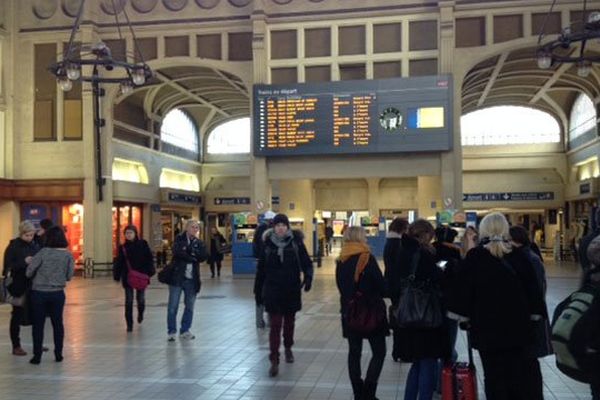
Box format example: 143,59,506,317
580,230,600,272
336,253,388,338
208,232,227,263
113,239,156,289
170,232,207,293
3,238,40,297
513,245,553,358
252,223,270,259
390,236,450,362
447,246,546,353
255,229,313,314
433,241,462,299
383,233,403,302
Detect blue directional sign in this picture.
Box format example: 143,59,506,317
463,192,554,202
214,197,251,206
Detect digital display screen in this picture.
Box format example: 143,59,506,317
253,75,453,156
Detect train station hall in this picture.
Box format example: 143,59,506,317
0,0,599,399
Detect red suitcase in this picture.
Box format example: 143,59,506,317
441,332,478,400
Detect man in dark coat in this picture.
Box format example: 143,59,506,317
580,208,600,272
255,213,313,377
253,210,275,328
207,227,227,278
166,220,207,341
33,219,53,249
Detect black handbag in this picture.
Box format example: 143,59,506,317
157,264,174,285
217,243,231,255
345,264,386,336
395,250,443,329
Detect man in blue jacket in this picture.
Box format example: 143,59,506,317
166,220,207,341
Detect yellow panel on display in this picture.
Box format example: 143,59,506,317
418,107,444,128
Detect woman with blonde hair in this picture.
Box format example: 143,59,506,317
447,212,545,400
2,220,40,356
336,226,387,400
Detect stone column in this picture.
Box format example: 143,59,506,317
81,24,115,266
417,176,442,220
250,3,271,213
439,1,463,211
367,178,381,217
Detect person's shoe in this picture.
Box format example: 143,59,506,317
211,274,215,278
361,380,379,400
42,346,49,352
167,333,176,342
350,378,363,400
284,348,294,363
127,325,133,332
180,331,195,340
268,361,279,377
55,352,63,362
29,355,41,365
137,314,143,324
12,347,27,356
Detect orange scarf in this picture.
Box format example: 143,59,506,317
339,242,371,282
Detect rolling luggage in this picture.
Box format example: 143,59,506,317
441,332,478,400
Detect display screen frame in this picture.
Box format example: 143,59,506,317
253,75,453,157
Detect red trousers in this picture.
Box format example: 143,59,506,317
269,312,295,362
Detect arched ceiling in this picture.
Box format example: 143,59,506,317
118,65,249,136
462,45,600,134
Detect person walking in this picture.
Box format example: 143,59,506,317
383,217,408,362
253,211,275,328
394,220,448,400
207,227,227,278
2,220,40,356
447,212,545,400
113,225,155,332
255,213,313,377
166,219,207,341
336,226,388,400
26,226,74,364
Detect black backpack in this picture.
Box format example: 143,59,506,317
551,283,600,383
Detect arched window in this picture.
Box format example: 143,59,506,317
112,158,149,184
569,94,597,142
461,106,560,146
159,168,200,192
160,109,199,153
207,117,250,154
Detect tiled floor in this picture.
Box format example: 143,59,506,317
0,257,593,400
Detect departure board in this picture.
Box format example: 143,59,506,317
253,75,453,156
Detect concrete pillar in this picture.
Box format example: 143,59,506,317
439,1,463,211
81,24,115,266
367,178,380,217
278,179,315,254
417,176,442,221
250,4,270,214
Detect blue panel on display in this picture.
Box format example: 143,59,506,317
253,75,453,156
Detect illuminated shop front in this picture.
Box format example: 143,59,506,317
111,203,143,258
21,202,84,265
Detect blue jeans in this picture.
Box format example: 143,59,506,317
30,290,65,357
404,358,437,400
167,279,196,335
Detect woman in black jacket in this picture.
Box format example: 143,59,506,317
448,212,545,400
337,226,388,400
395,220,448,400
255,213,313,377
2,220,40,356
207,227,227,278
383,217,408,362
113,225,155,332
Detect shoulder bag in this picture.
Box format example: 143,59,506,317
395,250,443,329
345,261,386,336
122,247,151,290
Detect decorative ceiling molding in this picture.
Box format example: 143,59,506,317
61,0,82,17
100,0,127,15
228,0,251,7
131,0,159,13
163,0,188,11
33,0,58,19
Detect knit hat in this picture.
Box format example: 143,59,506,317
272,213,290,228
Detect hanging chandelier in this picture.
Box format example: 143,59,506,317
48,0,152,94
536,0,600,78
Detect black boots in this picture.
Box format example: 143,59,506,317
361,381,379,400
351,378,363,400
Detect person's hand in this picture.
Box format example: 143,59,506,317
301,277,312,292
25,256,33,264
